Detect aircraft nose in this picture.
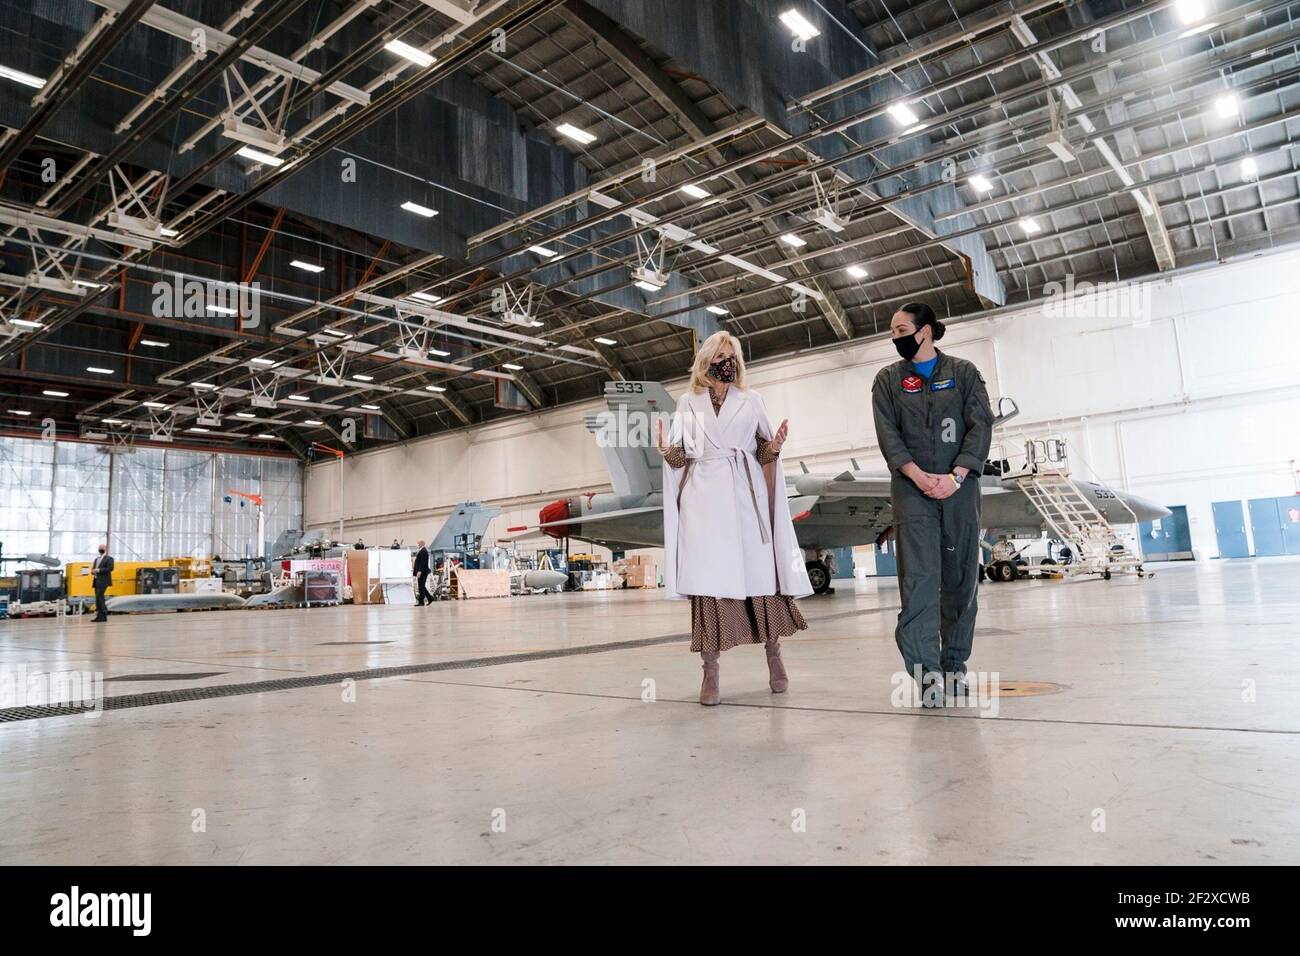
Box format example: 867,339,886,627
1122,492,1170,522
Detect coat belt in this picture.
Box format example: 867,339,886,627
692,448,771,544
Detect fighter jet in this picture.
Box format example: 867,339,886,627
526,381,1171,593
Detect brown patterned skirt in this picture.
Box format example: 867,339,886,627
689,594,807,654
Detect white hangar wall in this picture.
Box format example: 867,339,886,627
306,247,1300,558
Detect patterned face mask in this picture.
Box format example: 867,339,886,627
708,356,737,383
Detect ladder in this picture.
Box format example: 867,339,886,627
1001,437,1146,579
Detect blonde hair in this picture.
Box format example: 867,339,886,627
689,330,746,393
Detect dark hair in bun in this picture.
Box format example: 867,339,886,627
899,301,946,341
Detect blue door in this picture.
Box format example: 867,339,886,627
830,546,854,579
1248,498,1285,557
1212,500,1250,558
1138,504,1192,560
1280,498,1300,555
874,540,897,576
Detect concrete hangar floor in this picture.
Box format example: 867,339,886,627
1,558,1297,866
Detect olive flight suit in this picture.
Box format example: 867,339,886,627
871,350,993,686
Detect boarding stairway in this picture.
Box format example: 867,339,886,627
996,437,1145,579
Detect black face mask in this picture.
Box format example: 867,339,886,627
708,356,737,383
892,328,924,362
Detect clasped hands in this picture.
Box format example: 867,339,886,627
903,462,962,500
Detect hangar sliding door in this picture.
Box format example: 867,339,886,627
1138,505,1192,560
1248,498,1285,557
1211,500,1249,558
1280,498,1300,554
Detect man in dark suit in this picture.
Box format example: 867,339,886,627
413,539,434,606
91,543,114,622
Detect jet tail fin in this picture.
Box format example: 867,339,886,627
431,501,503,552
584,381,674,497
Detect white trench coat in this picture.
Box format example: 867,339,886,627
662,387,813,601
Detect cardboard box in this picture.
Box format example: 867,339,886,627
178,577,222,594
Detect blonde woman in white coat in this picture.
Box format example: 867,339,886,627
656,331,814,705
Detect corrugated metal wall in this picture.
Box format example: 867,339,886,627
0,438,302,565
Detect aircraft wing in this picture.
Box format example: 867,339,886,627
537,505,662,531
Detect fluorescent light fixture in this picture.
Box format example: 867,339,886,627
1041,131,1076,162
1019,217,1042,235
428,348,452,358
425,385,446,392
187,427,210,433
1214,93,1239,118
529,320,544,328
1241,156,1258,178
706,305,729,316
101,418,124,424
361,404,380,411
529,244,558,258
887,102,920,126
1175,0,1206,24
288,394,309,402
401,200,438,218
249,357,276,366
556,122,597,145
969,174,993,193
256,433,276,440
73,279,106,290
86,366,115,375
410,291,443,303
43,390,68,397
680,183,711,200
779,9,821,41
236,146,285,167
780,233,807,247
0,64,45,89
143,401,168,409
206,304,237,315
594,337,617,346
139,339,169,348
352,374,374,382
1179,21,1217,38
632,265,668,291
321,329,349,337
502,363,523,371
160,227,179,238
385,39,434,68
192,382,217,390
10,318,43,329
10,409,31,416
302,419,323,426
846,265,869,279
235,412,256,419
290,260,324,273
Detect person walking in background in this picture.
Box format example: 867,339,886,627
413,539,434,606
872,302,993,708
91,543,114,622
656,330,813,706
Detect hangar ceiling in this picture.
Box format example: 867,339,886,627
1,0,1296,456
